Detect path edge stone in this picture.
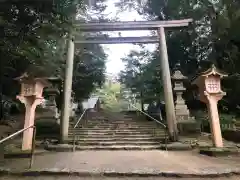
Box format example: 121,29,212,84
0,168,240,178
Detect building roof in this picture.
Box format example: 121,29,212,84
82,96,99,109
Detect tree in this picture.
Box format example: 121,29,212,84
119,49,163,109
117,0,240,114
1,0,107,119
95,80,123,111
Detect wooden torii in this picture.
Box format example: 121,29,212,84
60,19,193,142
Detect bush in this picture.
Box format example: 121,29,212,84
192,110,236,132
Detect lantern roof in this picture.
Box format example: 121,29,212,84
200,64,228,77
192,64,227,85
172,70,187,80
15,73,50,86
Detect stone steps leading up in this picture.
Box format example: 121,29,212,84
46,144,163,151
71,141,161,146
68,129,164,133
71,122,159,126
67,111,167,151
69,127,162,130
68,134,159,139
66,137,162,142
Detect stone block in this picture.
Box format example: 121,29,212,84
178,121,201,135
199,147,239,157
222,130,240,143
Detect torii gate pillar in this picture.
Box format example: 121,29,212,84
158,27,178,141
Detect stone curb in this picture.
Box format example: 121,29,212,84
4,150,55,159
0,168,240,178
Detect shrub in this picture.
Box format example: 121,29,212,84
192,110,236,132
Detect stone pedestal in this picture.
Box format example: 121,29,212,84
17,96,43,150
37,77,61,124
41,88,60,120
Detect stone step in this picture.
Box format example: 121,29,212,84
66,137,163,142
68,134,159,139
86,121,157,123
69,129,165,132
68,132,165,136
73,120,157,123
72,121,157,124
46,144,163,151
70,124,159,128
72,141,161,146
69,127,162,130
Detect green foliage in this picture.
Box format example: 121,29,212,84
95,81,123,111
1,0,107,109
119,49,163,104
72,45,106,101
117,0,240,114
192,110,236,131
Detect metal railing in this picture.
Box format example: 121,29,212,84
72,108,88,151
0,125,36,169
129,104,168,150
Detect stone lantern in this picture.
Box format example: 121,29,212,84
15,73,50,150
43,77,61,119
192,65,227,147
172,68,196,134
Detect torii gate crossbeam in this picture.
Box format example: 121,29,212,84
74,19,192,31
60,19,193,143
75,36,159,44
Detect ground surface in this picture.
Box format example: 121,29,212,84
0,176,240,180
1,150,240,175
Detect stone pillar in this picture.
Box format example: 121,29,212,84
158,27,178,141
205,92,224,147
60,38,75,142
17,96,43,150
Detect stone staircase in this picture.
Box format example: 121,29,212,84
67,111,167,150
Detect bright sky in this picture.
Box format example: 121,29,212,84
102,0,156,75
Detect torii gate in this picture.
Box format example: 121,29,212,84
60,19,193,142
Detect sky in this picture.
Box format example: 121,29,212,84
101,0,157,75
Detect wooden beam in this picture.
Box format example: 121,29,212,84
75,36,159,44
75,19,193,31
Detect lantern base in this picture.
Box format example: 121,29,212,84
178,120,201,136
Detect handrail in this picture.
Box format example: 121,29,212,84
0,125,36,169
74,108,88,128
129,104,166,128
129,104,168,150
73,108,88,151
